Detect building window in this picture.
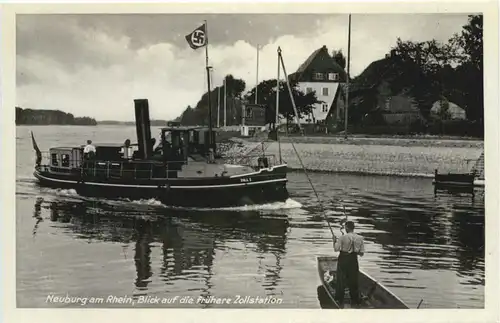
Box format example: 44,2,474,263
313,73,324,80
322,103,329,113
322,87,329,96
306,87,313,94
51,153,58,166
328,73,339,81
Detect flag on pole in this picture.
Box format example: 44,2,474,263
185,23,207,50
31,131,42,166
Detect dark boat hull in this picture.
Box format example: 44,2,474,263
317,256,409,309
34,165,289,207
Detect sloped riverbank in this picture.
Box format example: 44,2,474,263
222,136,484,178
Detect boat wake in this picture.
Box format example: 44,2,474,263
34,186,303,213
123,197,303,212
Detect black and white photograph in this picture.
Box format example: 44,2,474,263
1,1,499,323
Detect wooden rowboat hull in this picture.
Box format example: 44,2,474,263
317,256,409,309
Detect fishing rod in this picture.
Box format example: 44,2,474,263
277,47,347,241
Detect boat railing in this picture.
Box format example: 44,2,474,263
220,153,278,169
37,151,279,180
37,152,186,179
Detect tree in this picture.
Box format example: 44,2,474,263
179,105,199,125
455,15,483,124
177,75,247,126
389,15,483,126
331,49,347,70
391,38,461,77
457,15,483,70
245,79,322,124
223,74,246,98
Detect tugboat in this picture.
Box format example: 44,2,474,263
31,99,289,208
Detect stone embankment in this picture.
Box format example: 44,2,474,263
220,136,484,178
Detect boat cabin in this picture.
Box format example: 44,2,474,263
49,147,83,173
159,125,217,164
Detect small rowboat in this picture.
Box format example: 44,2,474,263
317,256,409,309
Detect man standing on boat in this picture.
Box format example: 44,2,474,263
333,220,364,308
83,140,96,159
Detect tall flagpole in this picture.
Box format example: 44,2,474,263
255,45,260,104
344,14,351,140
224,77,227,127
204,20,213,148
217,85,221,128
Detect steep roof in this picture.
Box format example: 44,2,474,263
351,55,427,92
295,48,323,75
289,45,347,82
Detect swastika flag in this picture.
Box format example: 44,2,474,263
185,23,207,50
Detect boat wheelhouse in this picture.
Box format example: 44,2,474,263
33,99,288,207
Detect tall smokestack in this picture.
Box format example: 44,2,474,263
134,99,153,160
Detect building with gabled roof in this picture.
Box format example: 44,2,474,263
288,45,347,126
347,51,431,128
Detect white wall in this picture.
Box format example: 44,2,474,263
285,82,340,124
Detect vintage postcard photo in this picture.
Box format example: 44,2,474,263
1,1,499,323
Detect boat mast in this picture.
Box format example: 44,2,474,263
275,47,282,163
344,14,351,140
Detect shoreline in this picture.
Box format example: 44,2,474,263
246,135,484,149
286,167,434,178
225,138,484,179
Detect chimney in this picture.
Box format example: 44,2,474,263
134,99,153,160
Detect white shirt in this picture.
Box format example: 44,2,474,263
121,146,133,159
83,144,96,154
334,232,365,255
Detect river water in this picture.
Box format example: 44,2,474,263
15,126,485,308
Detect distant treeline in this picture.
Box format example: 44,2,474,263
99,120,170,126
16,107,97,126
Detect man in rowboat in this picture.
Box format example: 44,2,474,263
333,220,365,308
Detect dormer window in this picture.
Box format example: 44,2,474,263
313,73,325,80
328,73,339,81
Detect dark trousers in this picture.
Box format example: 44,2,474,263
335,251,360,306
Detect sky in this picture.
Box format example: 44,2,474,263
16,13,471,121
